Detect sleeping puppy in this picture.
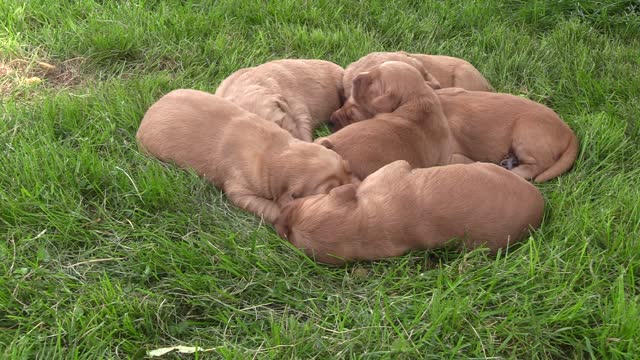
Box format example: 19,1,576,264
342,52,445,97
315,61,452,180
328,71,578,183
436,87,579,182
215,59,344,142
331,51,493,130
275,160,544,265
136,89,353,223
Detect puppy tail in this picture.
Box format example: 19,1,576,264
534,134,579,183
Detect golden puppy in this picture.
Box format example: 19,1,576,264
342,52,445,97
436,87,579,182
215,59,344,142
331,51,493,130
327,65,578,182
275,160,545,265
315,61,452,180
136,89,353,223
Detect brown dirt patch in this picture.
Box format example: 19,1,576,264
1,57,86,98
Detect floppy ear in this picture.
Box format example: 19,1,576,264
275,97,290,113
342,160,351,173
370,93,400,113
337,82,347,105
424,73,442,90
425,79,442,90
406,56,441,89
274,218,289,239
385,160,413,173
274,204,294,239
330,183,357,201
272,97,292,126
316,138,334,149
352,72,372,100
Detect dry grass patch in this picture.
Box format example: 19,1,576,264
0,57,85,98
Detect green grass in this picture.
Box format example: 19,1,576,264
1,0,639,358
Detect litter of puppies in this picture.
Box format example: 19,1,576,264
136,52,578,265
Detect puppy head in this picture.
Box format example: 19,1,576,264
352,61,433,116
275,184,359,266
276,142,353,206
328,97,373,131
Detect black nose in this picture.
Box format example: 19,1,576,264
328,112,346,132
327,119,337,132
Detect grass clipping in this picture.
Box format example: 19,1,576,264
147,345,216,357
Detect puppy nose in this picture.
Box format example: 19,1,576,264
328,114,339,131
328,113,343,132
327,119,337,132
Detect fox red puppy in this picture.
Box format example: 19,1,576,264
436,87,579,182
136,89,353,223
276,160,544,265
329,62,578,182
315,61,452,180
331,51,493,129
215,59,344,142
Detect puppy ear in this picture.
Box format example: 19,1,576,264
316,138,334,149
274,203,294,239
337,81,347,105
352,72,372,99
406,55,440,89
330,183,357,201
275,97,290,113
274,218,289,239
272,97,291,126
370,93,400,113
342,160,351,173
424,72,442,89
426,80,442,90
386,160,413,172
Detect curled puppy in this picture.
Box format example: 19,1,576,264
136,89,353,223
276,160,544,266
215,59,344,142
436,87,579,182
315,61,452,180
342,52,444,97
328,74,578,183
331,51,492,130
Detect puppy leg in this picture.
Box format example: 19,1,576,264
225,184,281,223
511,165,539,181
287,102,315,142
294,116,314,142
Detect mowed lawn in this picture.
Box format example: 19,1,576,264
1,0,640,358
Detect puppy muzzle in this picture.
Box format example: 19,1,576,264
329,111,346,132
